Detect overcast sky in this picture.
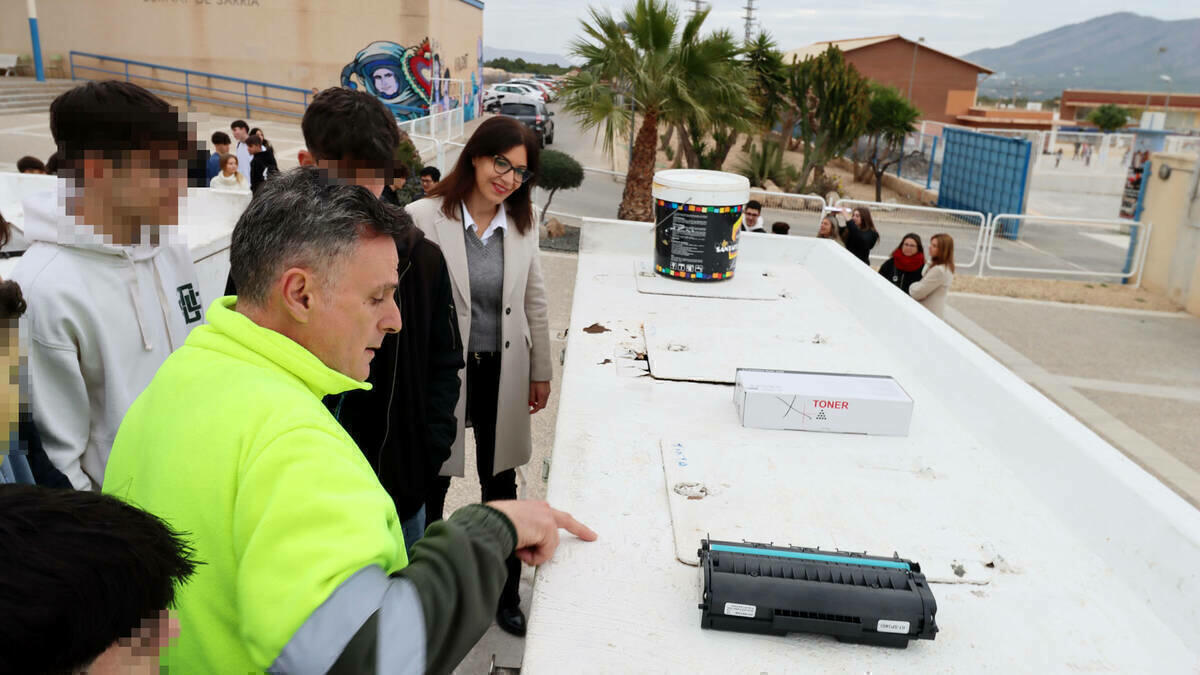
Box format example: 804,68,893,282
482,1,1197,59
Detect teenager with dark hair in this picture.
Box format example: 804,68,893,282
246,134,278,194
840,205,879,264
43,152,59,175
10,80,204,490
287,86,465,556
230,119,251,180
741,199,764,233
249,126,271,150
0,484,197,673
771,221,790,235
16,156,45,174
418,165,442,198
406,115,551,637
878,233,924,294
207,130,232,185
910,232,955,318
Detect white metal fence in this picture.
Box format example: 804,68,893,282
984,214,1152,284
1164,136,1200,157
750,189,826,231
399,105,465,145
831,199,990,269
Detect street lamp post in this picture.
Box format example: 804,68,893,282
1160,74,1173,130
1145,46,1167,114
906,37,925,101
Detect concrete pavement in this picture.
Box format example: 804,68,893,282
946,293,1200,506
447,250,576,674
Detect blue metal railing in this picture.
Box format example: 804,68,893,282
69,51,311,118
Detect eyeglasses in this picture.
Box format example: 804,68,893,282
492,155,533,184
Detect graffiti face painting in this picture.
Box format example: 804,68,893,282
341,40,435,120
373,69,401,97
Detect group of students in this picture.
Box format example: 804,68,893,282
204,121,278,193
738,199,956,318
815,205,957,318
0,80,595,674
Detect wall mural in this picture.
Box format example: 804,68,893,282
341,39,462,120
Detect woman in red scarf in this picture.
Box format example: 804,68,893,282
878,233,924,293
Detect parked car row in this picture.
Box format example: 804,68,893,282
481,76,561,147
482,75,562,112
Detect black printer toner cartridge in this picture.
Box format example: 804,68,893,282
698,539,938,648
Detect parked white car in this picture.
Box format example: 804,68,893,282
493,83,544,100
484,87,547,113
506,79,555,102
483,85,544,112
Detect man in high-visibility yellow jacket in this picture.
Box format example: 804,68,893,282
104,167,595,674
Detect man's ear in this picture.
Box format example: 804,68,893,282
278,267,317,323
298,149,316,167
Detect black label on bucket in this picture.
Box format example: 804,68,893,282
654,200,743,281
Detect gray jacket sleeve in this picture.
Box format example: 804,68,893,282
270,504,516,675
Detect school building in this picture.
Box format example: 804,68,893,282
0,0,485,120
783,34,994,125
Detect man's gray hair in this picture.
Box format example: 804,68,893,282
230,167,407,305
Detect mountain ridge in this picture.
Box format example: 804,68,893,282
482,46,573,68
962,12,1200,99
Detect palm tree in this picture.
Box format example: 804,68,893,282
743,32,787,141
561,0,747,221
672,29,751,171
864,84,920,201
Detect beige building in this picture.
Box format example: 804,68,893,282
0,0,485,120
1140,152,1200,315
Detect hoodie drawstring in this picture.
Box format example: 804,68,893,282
124,250,153,352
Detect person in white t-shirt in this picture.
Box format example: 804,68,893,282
231,119,252,181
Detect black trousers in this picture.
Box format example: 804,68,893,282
426,351,521,610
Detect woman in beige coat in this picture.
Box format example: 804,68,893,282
405,116,551,636
909,232,955,318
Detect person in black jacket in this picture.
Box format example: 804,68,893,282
878,232,925,294
225,88,463,550
246,135,278,193
840,205,880,264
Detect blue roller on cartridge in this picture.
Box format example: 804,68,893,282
698,539,939,648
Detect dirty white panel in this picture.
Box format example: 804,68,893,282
524,219,1200,673
659,439,996,584
642,271,890,384
633,260,782,300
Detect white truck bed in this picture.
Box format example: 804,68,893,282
522,219,1200,673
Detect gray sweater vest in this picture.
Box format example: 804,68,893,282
465,227,504,352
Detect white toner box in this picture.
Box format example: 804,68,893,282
734,368,913,436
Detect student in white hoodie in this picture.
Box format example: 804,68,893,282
10,81,204,491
